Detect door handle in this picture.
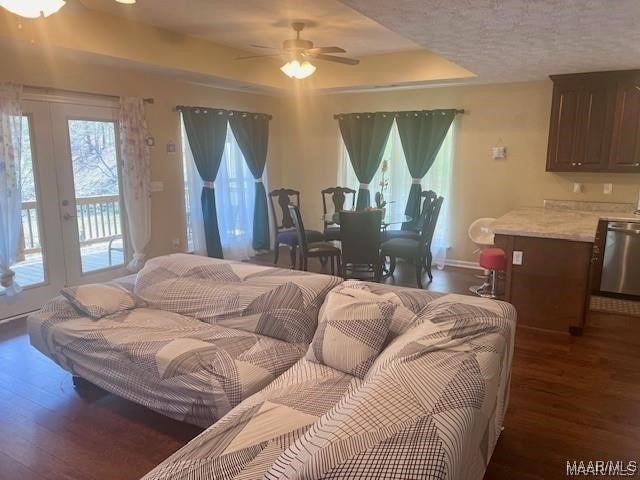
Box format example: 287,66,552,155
63,213,76,220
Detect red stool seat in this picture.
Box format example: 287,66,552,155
479,248,506,271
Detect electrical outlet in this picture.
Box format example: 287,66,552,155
512,251,523,265
573,183,584,193
603,183,613,195
171,238,181,251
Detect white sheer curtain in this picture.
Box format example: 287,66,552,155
119,97,152,272
339,121,455,268
181,120,258,260
0,83,23,295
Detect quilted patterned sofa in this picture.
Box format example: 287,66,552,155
28,253,516,479
28,254,342,426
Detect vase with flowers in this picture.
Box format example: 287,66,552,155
374,159,389,216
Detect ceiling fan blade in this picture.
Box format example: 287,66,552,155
305,46,346,54
234,54,283,60
249,44,280,50
305,53,360,65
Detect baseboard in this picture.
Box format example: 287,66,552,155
443,259,482,270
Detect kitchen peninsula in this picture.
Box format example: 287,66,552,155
493,201,638,334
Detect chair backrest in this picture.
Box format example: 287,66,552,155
287,204,309,254
468,218,496,247
339,210,382,266
321,187,357,223
401,189,436,232
268,188,300,233
419,191,444,247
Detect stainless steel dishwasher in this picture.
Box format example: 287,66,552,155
600,221,640,297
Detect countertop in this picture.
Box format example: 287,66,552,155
493,202,640,242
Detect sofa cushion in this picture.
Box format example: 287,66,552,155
305,285,396,378
141,359,361,480
266,294,517,480
28,302,308,427
60,282,146,319
134,254,343,345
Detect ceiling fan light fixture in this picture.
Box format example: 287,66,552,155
280,60,316,80
0,0,66,18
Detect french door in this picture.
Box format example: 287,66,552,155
0,96,129,320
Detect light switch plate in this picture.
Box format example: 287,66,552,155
604,183,613,195
513,251,523,265
492,146,506,160
573,183,584,193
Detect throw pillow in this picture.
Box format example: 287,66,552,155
306,284,395,378
61,283,146,319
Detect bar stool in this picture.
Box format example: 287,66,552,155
470,248,506,299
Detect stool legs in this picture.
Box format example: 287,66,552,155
469,269,501,299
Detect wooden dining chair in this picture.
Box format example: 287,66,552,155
321,186,356,241
382,190,438,242
268,188,323,268
380,193,444,288
339,209,383,281
288,204,341,274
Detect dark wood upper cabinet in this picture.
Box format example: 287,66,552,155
546,70,640,173
609,74,640,171
547,80,582,170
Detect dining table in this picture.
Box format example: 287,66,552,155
322,210,413,280
322,210,413,229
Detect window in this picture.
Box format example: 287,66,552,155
7,116,46,293
338,121,455,266
181,118,257,260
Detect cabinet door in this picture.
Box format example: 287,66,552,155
494,234,592,333
546,81,581,171
576,81,615,170
609,77,640,172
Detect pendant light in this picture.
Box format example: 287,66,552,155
0,0,66,18
0,0,136,18
280,59,316,80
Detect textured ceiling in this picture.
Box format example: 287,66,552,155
79,0,420,55
341,0,640,82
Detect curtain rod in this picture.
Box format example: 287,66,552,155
23,84,154,104
333,109,465,119
175,105,272,120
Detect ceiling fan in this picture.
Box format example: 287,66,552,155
235,22,360,79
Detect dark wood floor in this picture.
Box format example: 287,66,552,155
1,251,638,480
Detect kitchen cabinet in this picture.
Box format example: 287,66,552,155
494,234,593,335
609,75,640,171
546,70,640,173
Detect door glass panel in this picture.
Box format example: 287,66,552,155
1,116,46,295
67,119,124,273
